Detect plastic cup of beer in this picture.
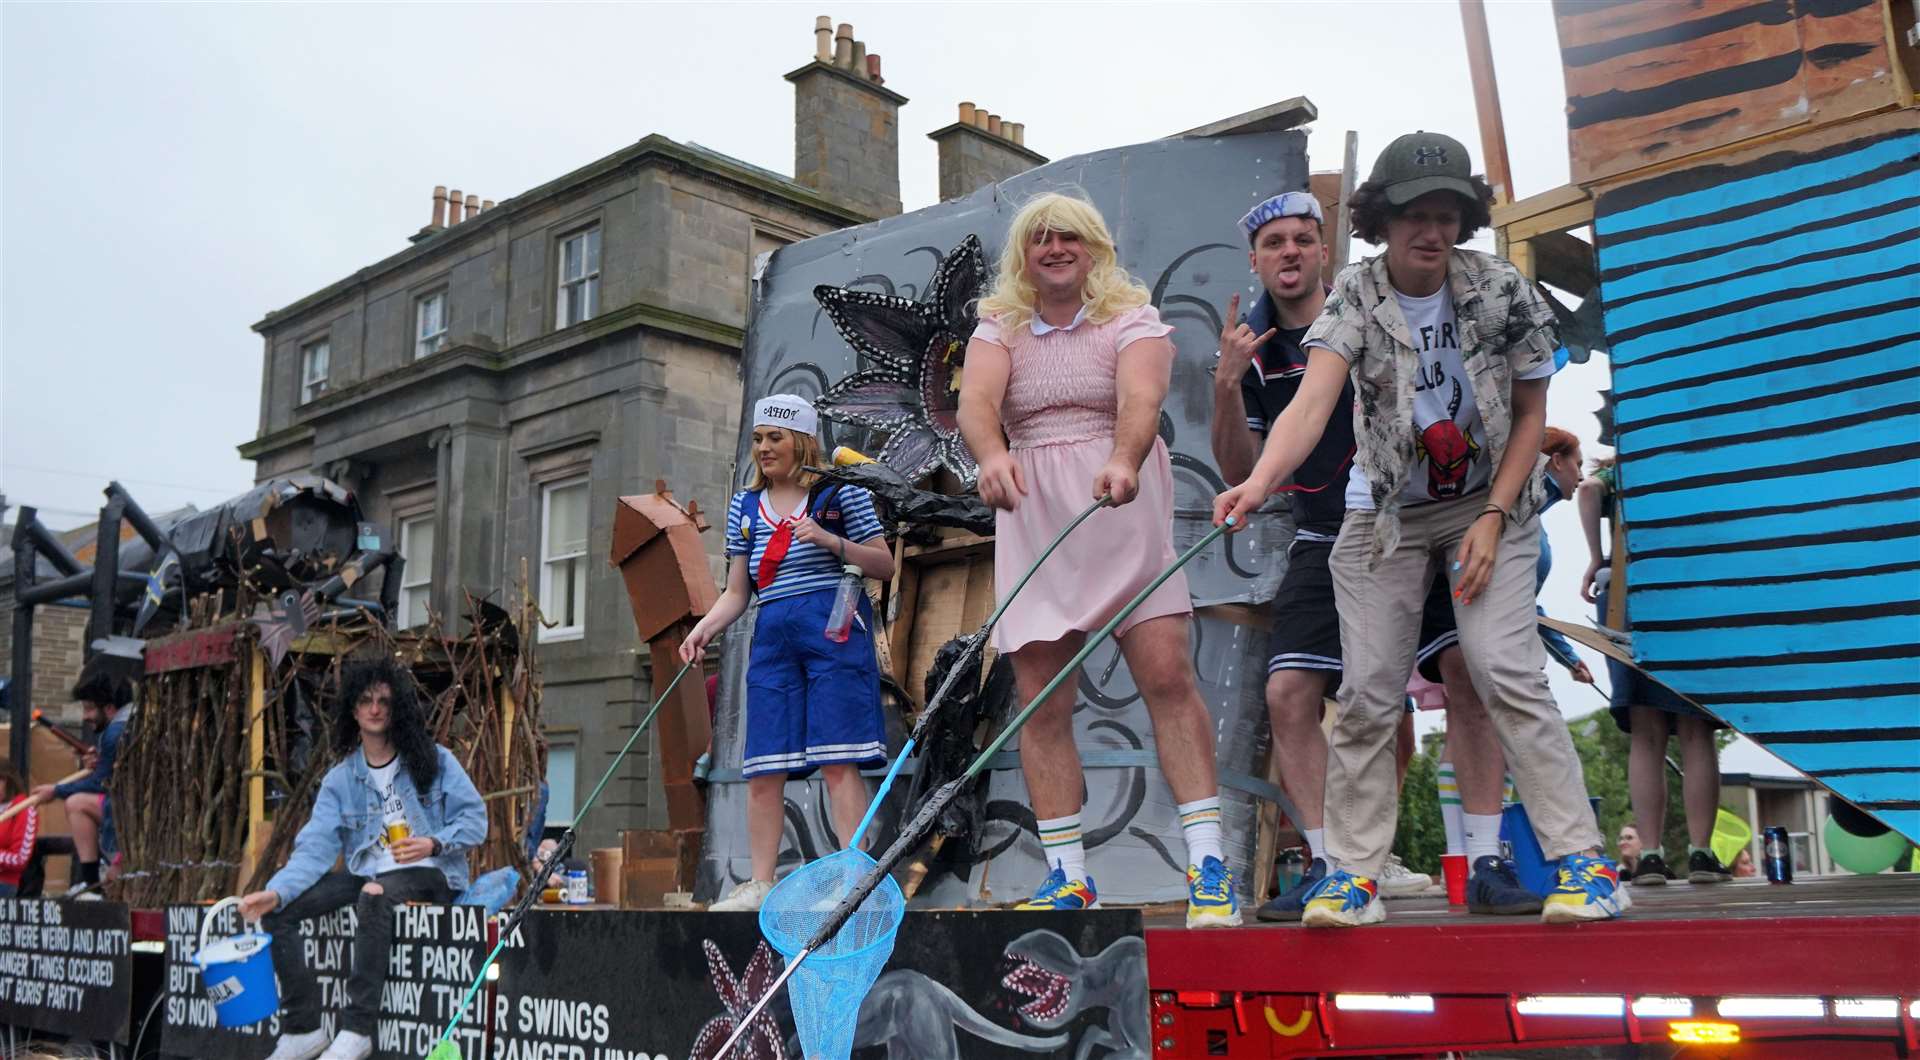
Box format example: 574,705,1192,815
384,816,411,845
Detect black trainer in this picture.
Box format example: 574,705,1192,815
1256,857,1328,922
1688,848,1732,884
1466,855,1543,915
1630,852,1676,886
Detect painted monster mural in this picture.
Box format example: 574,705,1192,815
700,128,1313,914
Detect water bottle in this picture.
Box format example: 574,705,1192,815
824,563,863,642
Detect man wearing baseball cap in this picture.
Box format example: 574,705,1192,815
1216,133,1626,927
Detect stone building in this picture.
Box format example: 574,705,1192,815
237,20,1044,852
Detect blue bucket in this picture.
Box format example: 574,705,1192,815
193,896,279,1027
1502,798,1605,897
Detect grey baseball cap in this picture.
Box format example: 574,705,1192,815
1369,131,1478,206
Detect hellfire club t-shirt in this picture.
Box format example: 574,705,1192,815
1347,284,1552,508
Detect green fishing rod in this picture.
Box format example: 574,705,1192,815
425,658,697,1060
716,516,1234,1058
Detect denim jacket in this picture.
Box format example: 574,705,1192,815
266,744,488,904
1305,248,1557,564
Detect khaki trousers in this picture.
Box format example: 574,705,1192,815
1326,497,1601,877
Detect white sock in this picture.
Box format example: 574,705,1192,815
1178,796,1225,867
1464,812,1503,864
1036,813,1087,882
1302,828,1327,864
1438,763,1465,855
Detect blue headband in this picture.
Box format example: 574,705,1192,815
1239,191,1323,240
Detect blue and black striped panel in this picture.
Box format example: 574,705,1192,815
1595,125,1920,842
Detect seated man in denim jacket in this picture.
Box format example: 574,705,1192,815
239,657,488,1060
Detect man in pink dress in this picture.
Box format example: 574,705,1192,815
958,192,1240,928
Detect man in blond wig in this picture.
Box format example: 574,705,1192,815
959,193,1240,928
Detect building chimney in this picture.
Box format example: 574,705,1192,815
788,15,907,218
464,193,479,221
446,188,463,226
814,15,832,61
833,22,853,67
481,199,495,212
432,186,449,228
928,104,1048,202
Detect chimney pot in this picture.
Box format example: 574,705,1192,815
1009,122,1025,146
972,109,990,130
814,15,832,61
464,193,480,221
851,39,866,73
958,101,976,125
866,53,882,82
447,188,463,225
987,114,1003,136
481,199,495,212
432,185,448,228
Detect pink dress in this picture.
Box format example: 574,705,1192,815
973,303,1192,653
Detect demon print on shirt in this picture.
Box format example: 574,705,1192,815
1346,283,1491,509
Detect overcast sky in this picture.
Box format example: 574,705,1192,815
1,1,1617,731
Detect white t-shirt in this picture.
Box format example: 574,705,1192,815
364,753,406,876
1347,284,1554,509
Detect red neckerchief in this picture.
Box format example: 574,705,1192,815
754,492,808,591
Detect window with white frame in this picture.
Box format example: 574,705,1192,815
300,339,330,403
415,290,448,360
539,477,590,639
397,514,435,628
556,227,601,329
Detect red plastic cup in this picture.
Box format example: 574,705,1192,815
1441,854,1469,906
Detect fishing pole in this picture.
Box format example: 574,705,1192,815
717,517,1233,1058
423,658,698,1060
843,493,1112,849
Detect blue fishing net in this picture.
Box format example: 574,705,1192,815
757,849,904,1060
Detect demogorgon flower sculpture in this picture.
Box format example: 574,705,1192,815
812,235,986,487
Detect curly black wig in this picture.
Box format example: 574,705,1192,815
333,657,441,795
1347,175,1496,246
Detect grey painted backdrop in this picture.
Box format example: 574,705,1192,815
699,130,1311,906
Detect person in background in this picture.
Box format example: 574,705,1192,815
1536,427,1594,683
1616,822,1643,879
1578,457,1731,886
962,192,1240,928
682,394,893,913
1730,846,1757,879
0,766,39,897
28,660,133,894
238,658,489,1060
1217,131,1626,926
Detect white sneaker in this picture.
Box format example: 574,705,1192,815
263,1028,329,1060
1379,854,1433,897
709,879,774,912
320,1030,373,1060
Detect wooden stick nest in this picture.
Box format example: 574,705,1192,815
107,589,547,907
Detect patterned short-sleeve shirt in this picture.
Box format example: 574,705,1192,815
1304,248,1558,562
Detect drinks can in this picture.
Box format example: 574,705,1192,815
384,815,411,846
566,868,590,904
1762,826,1793,884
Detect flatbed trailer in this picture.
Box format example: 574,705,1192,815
1142,874,1920,1058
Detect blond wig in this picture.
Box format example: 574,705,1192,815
743,425,825,492
977,193,1151,334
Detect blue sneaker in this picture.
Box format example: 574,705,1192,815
1186,856,1241,928
1256,857,1327,922
1016,865,1099,910
1542,853,1631,923
1301,869,1384,928
1467,855,1543,915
